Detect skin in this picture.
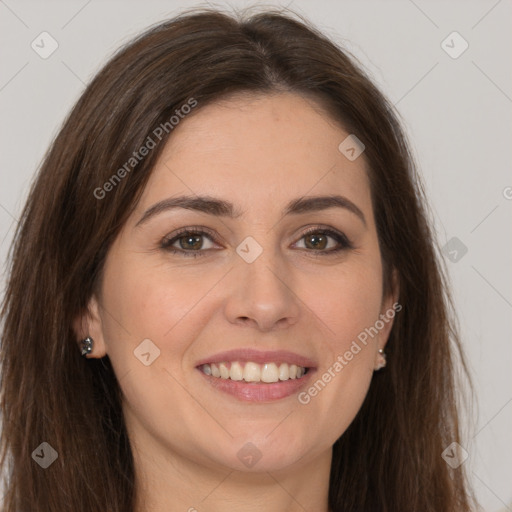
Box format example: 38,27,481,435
77,92,398,512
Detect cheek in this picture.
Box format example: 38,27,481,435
101,250,184,336
97,260,214,445
296,258,383,434
99,255,224,372
311,257,384,351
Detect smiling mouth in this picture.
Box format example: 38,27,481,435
198,361,310,383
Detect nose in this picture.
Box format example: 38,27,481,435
223,248,301,332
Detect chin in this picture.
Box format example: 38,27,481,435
203,432,316,473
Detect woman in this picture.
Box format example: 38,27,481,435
0,7,477,511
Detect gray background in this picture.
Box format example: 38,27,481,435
0,1,510,510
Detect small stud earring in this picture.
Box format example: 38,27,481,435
80,336,94,356
375,348,386,370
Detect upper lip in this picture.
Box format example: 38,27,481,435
195,348,316,368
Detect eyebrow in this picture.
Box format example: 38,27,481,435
135,194,366,227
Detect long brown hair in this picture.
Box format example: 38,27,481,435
1,7,477,511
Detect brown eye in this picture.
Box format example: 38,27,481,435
176,234,203,250
161,228,217,258
295,227,353,254
304,232,329,250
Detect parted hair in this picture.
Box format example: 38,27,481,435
0,7,476,511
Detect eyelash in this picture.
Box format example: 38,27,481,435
160,226,353,258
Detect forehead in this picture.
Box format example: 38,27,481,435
135,92,372,223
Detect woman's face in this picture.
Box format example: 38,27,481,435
84,92,397,474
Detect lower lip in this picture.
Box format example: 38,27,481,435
197,368,315,402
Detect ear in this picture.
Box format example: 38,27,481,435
374,268,400,368
72,294,108,358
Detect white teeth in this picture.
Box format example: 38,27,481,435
219,362,229,379
200,361,308,383
230,362,243,381
211,364,220,378
261,363,279,383
243,362,260,382
278,363,289,381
